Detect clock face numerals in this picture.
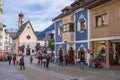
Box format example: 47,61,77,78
26,35,31,40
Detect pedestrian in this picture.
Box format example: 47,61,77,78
64,54,69,66
30,56,33,63
80,54,85,70
42,54,47,68
7,54,12,65
37,54,42,65
19,56,25,70
59,56,63,66
87,49,94,69
13,54,16,65
46,54,50,68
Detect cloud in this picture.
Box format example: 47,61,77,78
2,0,74,31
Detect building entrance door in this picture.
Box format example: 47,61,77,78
26,45,31,55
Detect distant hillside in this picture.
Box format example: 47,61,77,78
35,23,54,40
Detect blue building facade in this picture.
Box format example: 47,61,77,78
53,0,90,63
75,9,89,52
54,20,67,62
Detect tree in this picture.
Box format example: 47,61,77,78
48,38,54,51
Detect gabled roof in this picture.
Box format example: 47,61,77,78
13,20,38,40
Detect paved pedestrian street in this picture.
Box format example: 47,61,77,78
0,62,30,80
0,56,120,80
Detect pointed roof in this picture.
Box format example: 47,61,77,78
19,11,24,18
13,20,38,40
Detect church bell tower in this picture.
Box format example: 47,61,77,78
18,11,24,28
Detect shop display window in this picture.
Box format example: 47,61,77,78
93,41,106,62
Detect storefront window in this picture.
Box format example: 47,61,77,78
93,41,106,62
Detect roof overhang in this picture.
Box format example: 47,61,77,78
84,0,112,9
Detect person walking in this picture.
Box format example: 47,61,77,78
46,54,50,68
80,54,85,70
59,56,63,66
87,49,93,69
13,54,16,65
7,54,12,65
19,56,25,70
42,54,47,69
37,54,41,65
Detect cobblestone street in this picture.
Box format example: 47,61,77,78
0,56,120,80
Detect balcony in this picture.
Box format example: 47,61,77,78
62,23,74,42
62,32,74,42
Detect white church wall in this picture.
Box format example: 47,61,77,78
19,23,37,55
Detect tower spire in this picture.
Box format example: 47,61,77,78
18,10,24,28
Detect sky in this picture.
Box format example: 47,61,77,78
2,0,74,31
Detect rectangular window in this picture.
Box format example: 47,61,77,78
95,13,108,27
69,23,74,32
63,25,69,32
63,23,74,32
80,20,86,31
58,27,62,36
60,27,63,35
